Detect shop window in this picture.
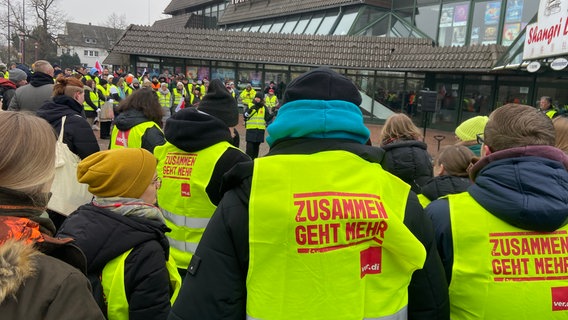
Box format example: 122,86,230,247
438,1,470,47
462,84,494,119
502,0,536,46
496,85,530,108
470,1,501,45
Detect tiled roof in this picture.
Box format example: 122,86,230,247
164,0,224,15
59,22,123,49
219,0,368,25
106,25,505,72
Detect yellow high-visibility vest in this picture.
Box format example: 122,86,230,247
155,141,239,269
101,248,181,320
448,191,568,319
247,150,426,319
110,121,162,149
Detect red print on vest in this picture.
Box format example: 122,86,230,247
360,246,382,278
115,130,130,147
181,183,191,197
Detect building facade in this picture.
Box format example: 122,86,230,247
106,0,568,131
58,22,123,68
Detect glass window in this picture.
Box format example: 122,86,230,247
293,16,311,34
431,82,460,130
249,24,261,32
496,84,530,108
502,0,537,46
415,4,440,40
438,2,470,47
211,67,235,82
304,13,324,34
270,20,285,33
259,23,271,33
281,19,298,34
417,0,439,4
361,16,389,36
316,12,339,35
333,9,359,35
352,6,387,34
470,1,501,46
391,18,412,37
462,84,493,118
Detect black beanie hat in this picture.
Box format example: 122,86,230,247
282,67,362,106
197,79,239,127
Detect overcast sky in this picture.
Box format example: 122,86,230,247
58,0,172,27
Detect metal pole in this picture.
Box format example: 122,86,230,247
7,0,10,65
21,0,25,64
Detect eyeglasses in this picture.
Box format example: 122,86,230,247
476,133,484,145
152,176,162,189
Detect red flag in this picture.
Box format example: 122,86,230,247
94,61,103,74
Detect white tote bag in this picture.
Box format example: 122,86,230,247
47,116,93,216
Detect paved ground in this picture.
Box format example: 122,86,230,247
96,118,457,158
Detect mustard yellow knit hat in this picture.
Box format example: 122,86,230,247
77,148,156,198
455,116,488,142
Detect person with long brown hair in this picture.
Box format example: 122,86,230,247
36,74,100,160
379,113,433,192
109,87,165,153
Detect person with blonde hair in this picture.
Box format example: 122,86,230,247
0,111,104,320
37,75,100,160
379,113,433,192
418,145,475,207
553,116,568,153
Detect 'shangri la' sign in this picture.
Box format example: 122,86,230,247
523,0,568,60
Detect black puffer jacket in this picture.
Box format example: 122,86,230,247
57,204,173,320
420,175,471,202
381,139,433,193
169,139,449,320
36,95,100,159
113,109,165,153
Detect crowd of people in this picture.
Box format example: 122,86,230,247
0,61,567,320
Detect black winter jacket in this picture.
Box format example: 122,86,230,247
113,109,165,153
36,95,100,159
57,204,173,320
381,139,433,193
169,138,449,320
420,175,471,202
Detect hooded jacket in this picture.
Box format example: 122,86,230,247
57,203,173,320
36,95,100,159
113,109,166,153
169,100,449,320
381,139,433,193
0,78,16,111
0,187,104,320
7,71,54,113
162,108,250,205
425,145,568,282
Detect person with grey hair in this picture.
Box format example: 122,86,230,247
8,60,54,113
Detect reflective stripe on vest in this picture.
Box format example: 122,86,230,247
245,107,266,130
247,306,407,320
110,121,161,149
155,141,238,269
101,248,182,319
246,151,426,319
448,192,568,319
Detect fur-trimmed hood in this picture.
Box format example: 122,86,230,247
0,240,39,303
